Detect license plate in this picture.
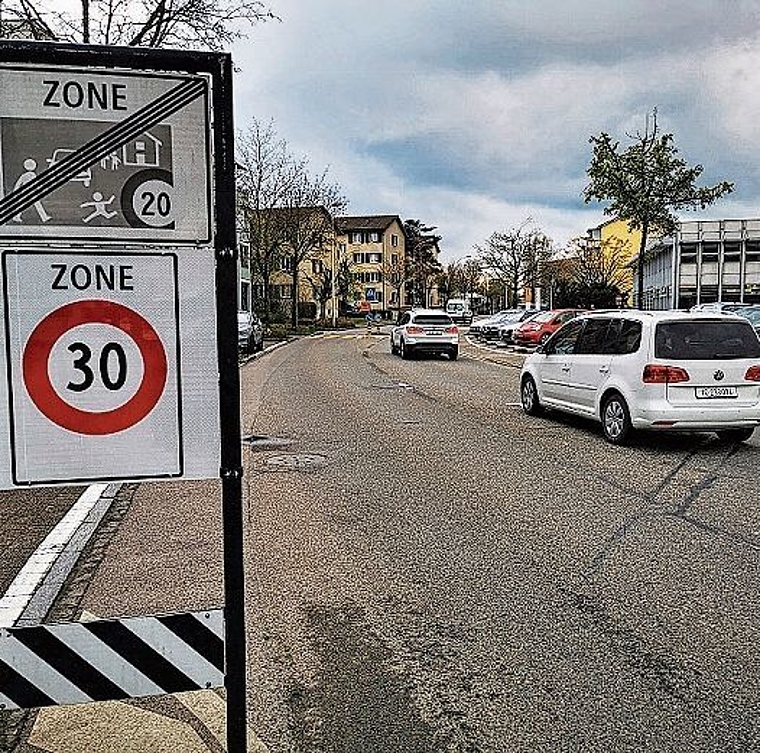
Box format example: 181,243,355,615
695,386,739,399
426,329,443,335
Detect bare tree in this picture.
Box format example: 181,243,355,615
382,253,414,318
475,220,553,308
562,236,632,308
0,0,277,49
237,120,347,328
460,258,483,311
304,262,333,322
277,170,347,328
236,120,295,323
437,261,465,303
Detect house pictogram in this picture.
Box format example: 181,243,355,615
122,131,163,168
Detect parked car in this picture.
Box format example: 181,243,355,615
498,310,542,344
390,308,459,360
237,311,264,353
469,310,519,338
479,311,528,340
520,310,760,445
513,308,585,347
732,306,760,336
689,302,747,313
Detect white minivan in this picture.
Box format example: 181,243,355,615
445,298,473,325
520,310,760,444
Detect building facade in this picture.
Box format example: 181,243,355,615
335,215,407,316
635,218,760,310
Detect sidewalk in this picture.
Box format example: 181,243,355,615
0,480,269,752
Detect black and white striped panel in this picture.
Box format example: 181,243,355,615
0,609,224,710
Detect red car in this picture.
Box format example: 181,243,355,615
512,308,585,346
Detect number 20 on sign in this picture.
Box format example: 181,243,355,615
2,250,183,486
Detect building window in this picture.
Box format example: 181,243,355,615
369,252,382,263
370,231,380,243
391,234,398,247
240,281,250,311
311,259,323,274
280,255,293,272
239,242,250,268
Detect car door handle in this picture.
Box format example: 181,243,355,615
599,366,610,373
561,365,571,372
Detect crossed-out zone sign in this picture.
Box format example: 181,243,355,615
0,66,210,243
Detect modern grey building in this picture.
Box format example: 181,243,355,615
634,219,760,310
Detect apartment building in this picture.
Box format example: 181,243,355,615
335,215,407,315
634,218,760,309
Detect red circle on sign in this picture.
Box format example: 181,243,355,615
22,300,168,435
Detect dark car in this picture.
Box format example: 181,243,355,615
238,311,264,353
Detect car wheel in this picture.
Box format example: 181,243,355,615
390,337,398,355
449,346,458,361
601,392,632,445
400,338,412,360
716,427,755,443
521,375,542,416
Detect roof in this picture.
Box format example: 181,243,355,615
335,215,402,233
577,309,745,322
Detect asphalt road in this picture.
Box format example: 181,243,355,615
238,331,760,752
2,330,759,751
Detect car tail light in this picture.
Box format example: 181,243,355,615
746,365,760,381
642,364,690,383
445,326,459,334
406,326,424,335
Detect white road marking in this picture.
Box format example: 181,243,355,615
0,484,109,627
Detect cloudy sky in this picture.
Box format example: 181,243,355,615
231,1,760,262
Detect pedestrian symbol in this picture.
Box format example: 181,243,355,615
12,158,51,223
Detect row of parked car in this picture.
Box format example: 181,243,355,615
469,308,587,347
470,304,760,347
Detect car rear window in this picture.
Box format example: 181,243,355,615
413,315,452,325
655,320,760,360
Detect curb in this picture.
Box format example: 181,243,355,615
0,483,120,628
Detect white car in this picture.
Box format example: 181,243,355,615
391,309,459,360
520,310,760,444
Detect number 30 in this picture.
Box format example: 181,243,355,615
67,342,127,392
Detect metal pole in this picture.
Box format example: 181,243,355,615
212,54,248,753
331,240,338,327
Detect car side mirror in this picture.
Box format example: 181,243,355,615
535,344,546,355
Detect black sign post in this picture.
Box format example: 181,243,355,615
0,41,247,753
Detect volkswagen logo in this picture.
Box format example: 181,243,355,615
714,370,725,381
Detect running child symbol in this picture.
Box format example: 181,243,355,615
81,192,117,223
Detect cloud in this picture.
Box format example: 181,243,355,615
232,0,760,260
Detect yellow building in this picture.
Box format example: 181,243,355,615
335,215,408,316
587,217,641,304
